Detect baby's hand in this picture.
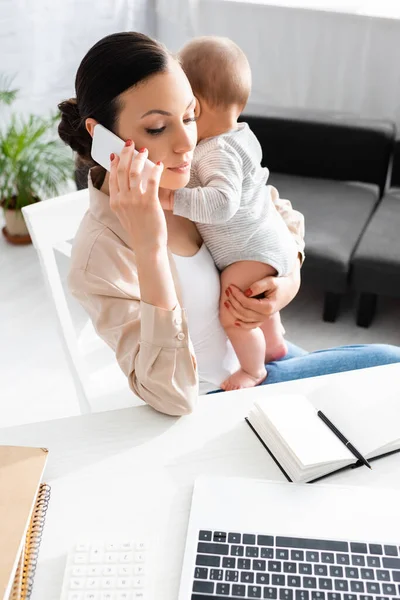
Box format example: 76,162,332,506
158,188,174,211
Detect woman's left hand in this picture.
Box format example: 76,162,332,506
224,256,302,330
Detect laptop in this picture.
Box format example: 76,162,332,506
178,476,400,599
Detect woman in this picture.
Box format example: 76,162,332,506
59,32,400,416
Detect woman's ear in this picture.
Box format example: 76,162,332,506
85,117,98,138
194,96,201,119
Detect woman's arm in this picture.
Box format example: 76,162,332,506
68,234,198,416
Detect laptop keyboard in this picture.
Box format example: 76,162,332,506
191,531,400,599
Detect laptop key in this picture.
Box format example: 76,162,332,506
269,561,282,572
392,571,400,582
196,554,220,567
272,574,286,586
194,567,208,579
256,573,269,585
330,567,343,578
237,559,251,570
246,547,259,558
350,581,364,593
261,548,274,559
216,582,230,595
223,557,236,569
318,578,333,590
279,589,293,600
258,535,274,547
264,587,278,599
345,568,359,579
225,570,239,582
193,580,214,594
295,591,309,600
337,555,350,565
198,530,212,541
312,592,325,600
382,557,400,569
292,551,304,561
277,550,289,560
327,593,342,600
369,544,383,555
240,571,254,584
299,564,313,575
248,585,262,598
232,583,246,597
360,569,374,580
377,570,391,581
350,543,368,554
321,553,334,564
359,596,373,600
276,538,348,552
334,580,348,591
288,576,301,587
382,583,397,595
351,555,365,567
384,546,398,557
231,545,244,557
315,565,328,576
366,582,380,594
303,577,317,588
214,532,227,542
343,595,357,600
243,534,256,545
210,569,223,580
198,542,229,555
367,555,381,568
285,562,298,573
253,559,266,571
228,533,241,544
306,552,319,562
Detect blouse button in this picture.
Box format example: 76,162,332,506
174,317,183,325
177,332,185,341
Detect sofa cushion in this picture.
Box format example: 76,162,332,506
351,191,400,297
268,173,380,292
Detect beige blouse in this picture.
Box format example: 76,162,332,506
68,179,305,416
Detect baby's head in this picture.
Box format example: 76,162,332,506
178,36,251,137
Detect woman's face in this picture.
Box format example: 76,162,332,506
116,59,197,190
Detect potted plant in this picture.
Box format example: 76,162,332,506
0,75,73,244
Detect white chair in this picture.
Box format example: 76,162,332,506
22,190,138,414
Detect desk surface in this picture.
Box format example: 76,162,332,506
1,363,400,599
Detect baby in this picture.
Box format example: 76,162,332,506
169,36,299,391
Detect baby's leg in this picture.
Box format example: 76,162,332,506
219,261,284,391
260,313,288,364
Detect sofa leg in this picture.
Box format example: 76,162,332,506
356,293,377,328
323,292,341,323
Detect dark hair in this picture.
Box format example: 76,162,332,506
58,32,170,164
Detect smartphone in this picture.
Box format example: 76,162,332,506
91,124,155,188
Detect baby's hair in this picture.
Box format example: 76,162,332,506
178,36,251,110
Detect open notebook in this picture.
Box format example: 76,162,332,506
0,446,49,600
246,384,400,483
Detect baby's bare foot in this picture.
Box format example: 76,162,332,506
220,368,267,392
265,340,288,364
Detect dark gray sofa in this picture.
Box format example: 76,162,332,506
240,107,395,322
351,140,400,327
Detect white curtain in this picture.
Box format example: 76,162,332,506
0,0,155,119
155,0,199,51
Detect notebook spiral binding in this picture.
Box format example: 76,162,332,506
13,483,51,600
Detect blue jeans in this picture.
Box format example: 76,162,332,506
207,342,400,393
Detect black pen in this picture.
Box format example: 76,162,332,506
317,410,372,470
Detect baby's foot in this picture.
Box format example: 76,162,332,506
265,340,288,364
221,368,267,392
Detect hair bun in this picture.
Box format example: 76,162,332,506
58,98,92,161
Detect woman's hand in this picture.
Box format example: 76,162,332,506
109,141,166,255
224,256,302,329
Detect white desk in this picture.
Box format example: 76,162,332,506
1,363,400,599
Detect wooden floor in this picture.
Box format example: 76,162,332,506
1,211,399,428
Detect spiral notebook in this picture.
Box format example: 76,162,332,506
0,446,50,600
